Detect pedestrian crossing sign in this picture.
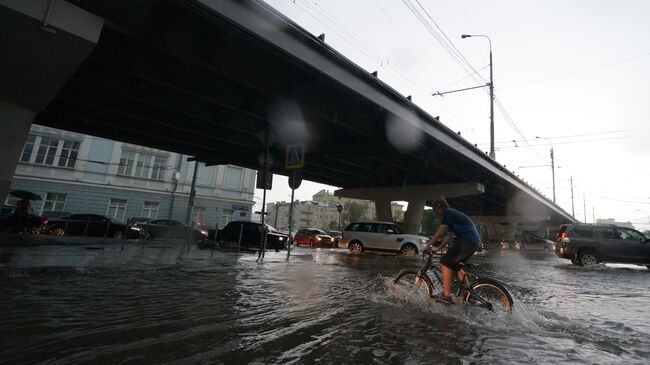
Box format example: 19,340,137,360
285,144,305,170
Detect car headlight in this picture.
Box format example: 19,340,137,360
279,237,285,241
317,237,322,241
420,238,428,244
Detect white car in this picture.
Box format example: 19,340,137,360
340,221,429,256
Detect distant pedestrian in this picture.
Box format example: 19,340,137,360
11,198,32,233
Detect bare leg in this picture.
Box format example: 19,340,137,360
441,264,453,297
457,269,467,286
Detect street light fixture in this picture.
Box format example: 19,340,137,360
535,136,556,203
461,34,495,159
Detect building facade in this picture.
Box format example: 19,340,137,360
6,125,256,228
267,190,405,232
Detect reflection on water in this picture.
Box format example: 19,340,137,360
0,247,649,364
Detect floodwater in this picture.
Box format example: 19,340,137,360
0,244,649,364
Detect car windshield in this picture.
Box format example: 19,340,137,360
311,229,327,235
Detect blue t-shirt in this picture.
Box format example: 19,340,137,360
441,208,480,242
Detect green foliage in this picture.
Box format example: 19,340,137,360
420,210,441,236
346,201,364,223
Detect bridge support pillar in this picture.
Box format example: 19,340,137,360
374,199,393,222
0,0,103,203
0,103,34,204
402,199,426,235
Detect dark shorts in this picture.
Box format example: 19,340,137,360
440,239,480,271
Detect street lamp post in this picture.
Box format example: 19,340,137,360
535,136,556,203
461,34,494,159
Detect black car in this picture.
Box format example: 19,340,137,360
1,204,48,234
215,221,289,251
43,214,143,239
556,223,650,267
133,219,207,241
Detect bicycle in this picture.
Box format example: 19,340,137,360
393,249,513,311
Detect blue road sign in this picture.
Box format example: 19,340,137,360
285,144,305,170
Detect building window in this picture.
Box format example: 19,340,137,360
134,153,152,178
151,156,167,180
225,166,242,189
42,193,66,213
191,206,206,225
117,150,135,176
106,199,127,221
117,150,167,180
20,134,36,162
19,134,80,168
221,209,233,227
58,141,80,168
34,136,59,165
143,201,159,219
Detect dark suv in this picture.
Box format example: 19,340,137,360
215,221,289,251
555,223,650,267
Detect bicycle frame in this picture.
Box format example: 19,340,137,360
418,251,499,310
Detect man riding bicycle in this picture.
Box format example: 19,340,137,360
424,196,482,304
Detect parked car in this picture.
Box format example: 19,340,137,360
1,204,48,234
42,210,72,219
340,221,429,256
216,221,289,251
555,223,650,267
521,233,555,251
132,219,207,241
43,214,143,239
328,230,342,247
294,228,334,247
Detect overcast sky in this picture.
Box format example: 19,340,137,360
254,0,650,230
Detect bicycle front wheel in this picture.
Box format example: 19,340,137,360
464,279,513,312
393,271,434,303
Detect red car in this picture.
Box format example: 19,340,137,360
294,228,334,247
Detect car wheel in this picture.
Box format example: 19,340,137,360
349,241,363,254
113,231,125,240
577,250,599,266
51,227,65,236
29,226,41,235
144,231,152,240
400,243,418,256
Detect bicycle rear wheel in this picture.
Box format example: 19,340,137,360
464,279,513,312
393,271,434,303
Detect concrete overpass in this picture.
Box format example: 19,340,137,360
0,0,576,235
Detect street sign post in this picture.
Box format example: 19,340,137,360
336,204,343,230
285,144,305,258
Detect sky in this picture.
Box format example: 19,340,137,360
253,0,650,231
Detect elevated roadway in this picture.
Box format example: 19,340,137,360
0,0,576,234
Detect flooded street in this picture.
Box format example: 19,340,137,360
1,245,649,364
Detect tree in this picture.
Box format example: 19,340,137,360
328,220,337,230
346,201,364,224
420,209,441,236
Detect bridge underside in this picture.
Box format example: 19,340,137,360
3,0,574,225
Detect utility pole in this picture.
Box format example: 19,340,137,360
592,207,595,224
550,147,555,203
570,176,575,217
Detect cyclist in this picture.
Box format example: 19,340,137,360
423,196,481,304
